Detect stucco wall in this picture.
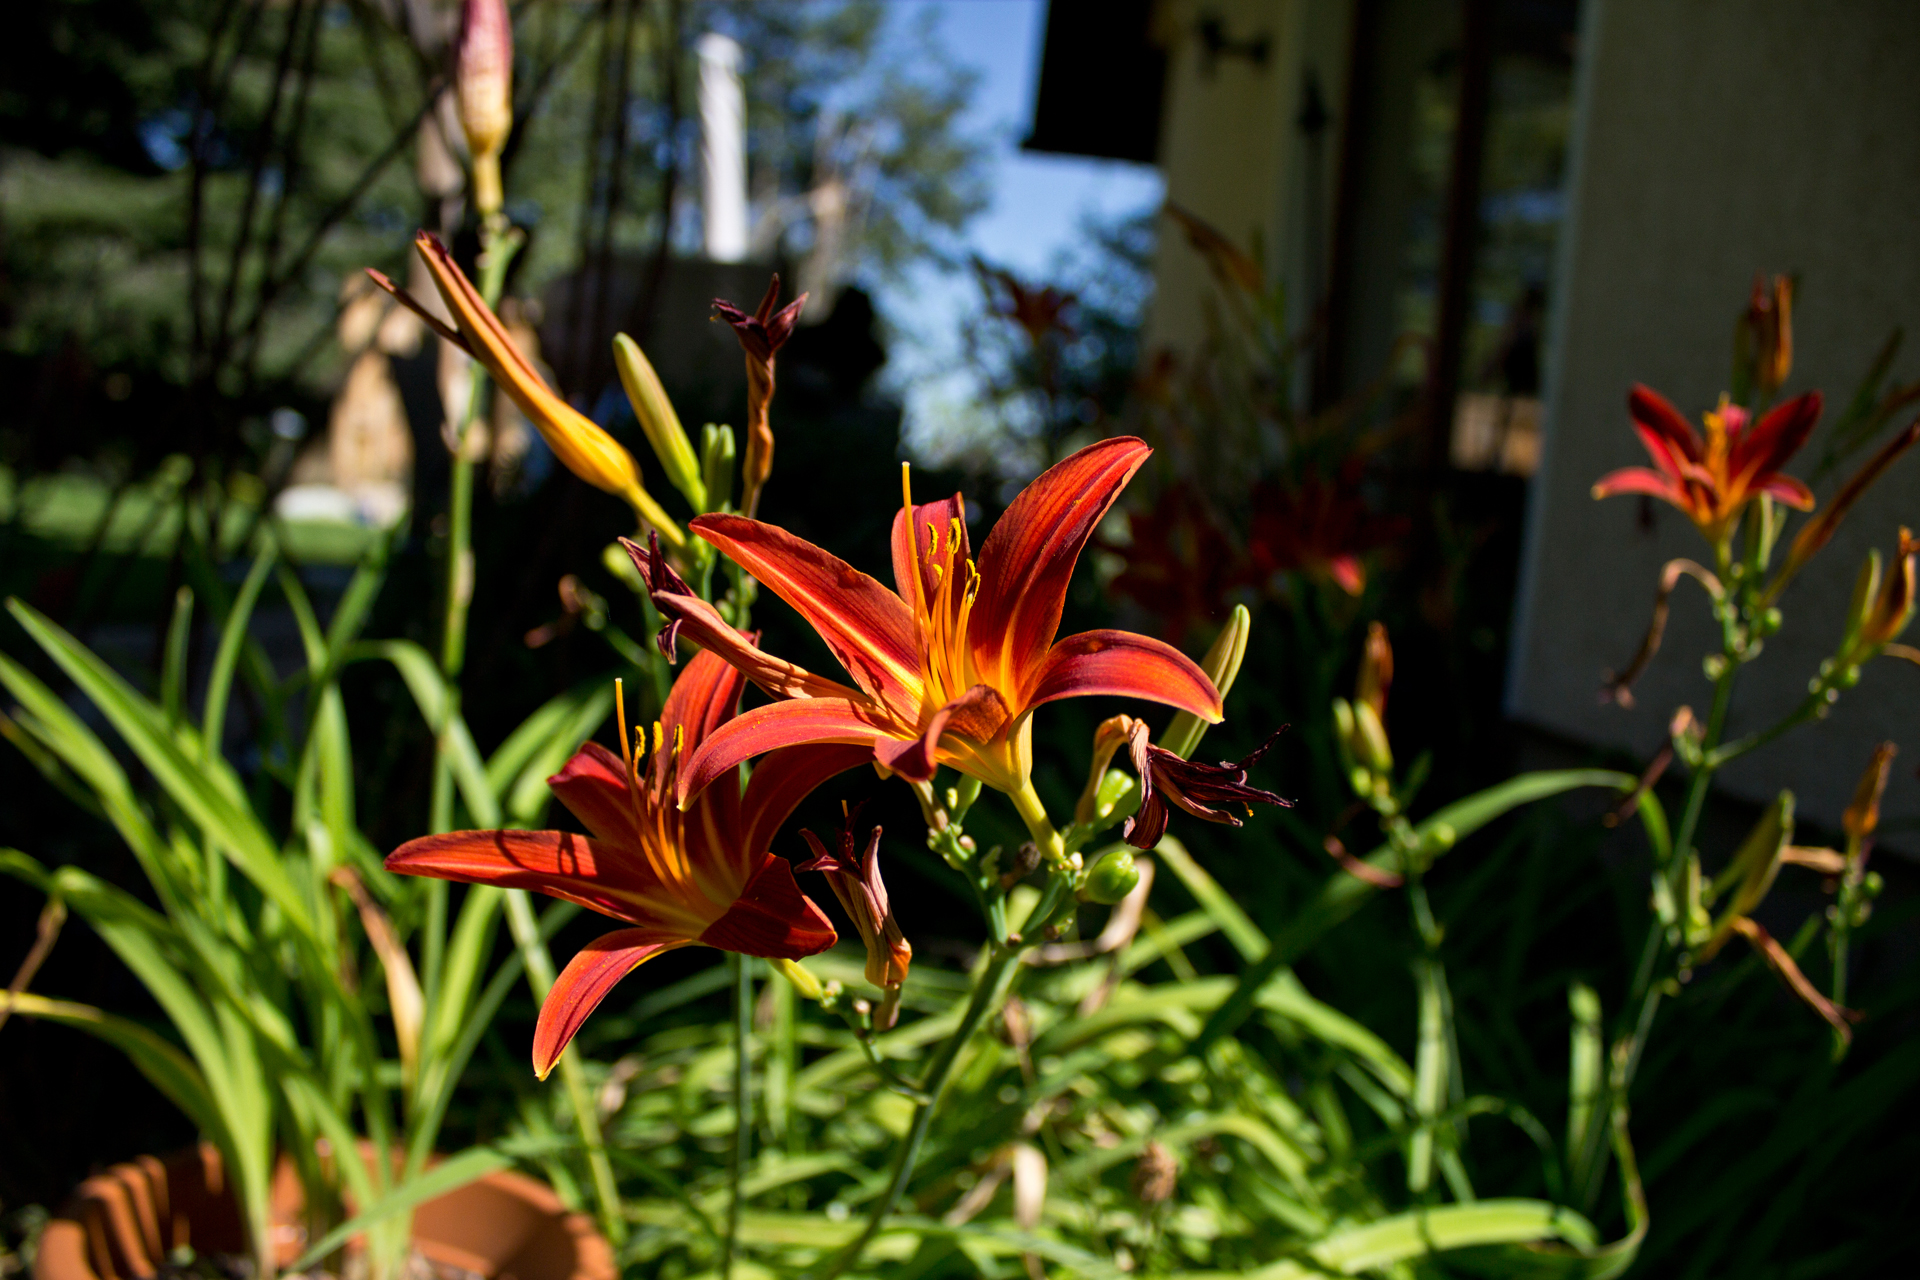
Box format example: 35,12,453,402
1510,0,1920,841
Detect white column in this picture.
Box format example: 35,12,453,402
698,32,749,263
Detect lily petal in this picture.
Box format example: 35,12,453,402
891,494,971,622
660,647,749,755
1591,467,1687,504
694,514,926,710
1732,390,1821,483
679,697,896,806
385,828,700,932
649,588,860,701
875,684,1010,781
548,743,643,849
1629,385,1704,462
698,853,838,957
1029,630,1223,721
533,929,691,1078
1757,473,1816,510
972,437,1151,699
739,743,876,859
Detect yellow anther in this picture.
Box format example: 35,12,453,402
673,724,685,755
652,721,665,754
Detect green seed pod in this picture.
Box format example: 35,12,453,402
1082,847,1140,904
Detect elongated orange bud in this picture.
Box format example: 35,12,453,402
457,0,513,217
369,233,684,543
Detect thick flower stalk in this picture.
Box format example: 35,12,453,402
626,437,1223,850
456,0,514,219
386,650,863,1076
797,809,911,1029
714,277,807,518
369,232,684,544
1592,384,1822,546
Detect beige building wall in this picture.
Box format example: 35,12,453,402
1509,0,1920,839
1145,0,1352,359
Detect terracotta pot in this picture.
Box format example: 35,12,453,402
33,1145,615,1280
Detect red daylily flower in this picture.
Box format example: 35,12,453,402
1592,384,1822,543
628,437,1224,804
385,649,864,1077
1243,475,1405,597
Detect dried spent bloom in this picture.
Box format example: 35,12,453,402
713,276,807,518
1593,384,1822,545
1123,719,1291,850
369,233,684,543
386,651,861,1077
627,438,1224,808
1132,1141,1179,1206
797,808,911,1028
456,0,513,217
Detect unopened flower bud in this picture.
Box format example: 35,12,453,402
369,234,683,543
1081,847,1140,905
1842,743,1896,843
1858,527,1918,650
1077,715,1141,826
701,423,736,512
456,0,514,217
1161,604,1251,760
614,333,706,509
1351,698,1393,775
1735,273,1793,400
1356,621,1393,720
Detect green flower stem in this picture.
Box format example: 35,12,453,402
1009,780,1066,867
724,952,752,1279
503,890,625,1244
813,946,1023,1280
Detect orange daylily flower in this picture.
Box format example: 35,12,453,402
385,649,862,1077
369,232,685,544
628,437,1224,815
1592,384,1822,544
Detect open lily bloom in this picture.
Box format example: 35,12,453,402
386,650,863,1077
631,437,1223,821
1593,384,1822,544
628,439,1222,813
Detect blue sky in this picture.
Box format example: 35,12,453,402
873,0,1162,462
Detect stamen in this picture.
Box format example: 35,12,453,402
614,680,633,775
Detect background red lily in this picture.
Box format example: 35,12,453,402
1593,384,1822,543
